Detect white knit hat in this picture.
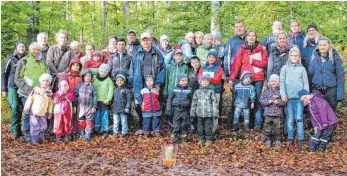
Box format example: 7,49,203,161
269,74,280,83
39,73,52,83
160,34,169,42
99,64,111,74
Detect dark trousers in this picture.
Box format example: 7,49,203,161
8,88,22,134
264,116,282,141
197,117,213,141
172,115,189,135
135,104,143,129
309,124,336,151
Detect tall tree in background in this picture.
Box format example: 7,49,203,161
27,1,40,43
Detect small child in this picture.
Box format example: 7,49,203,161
190,74,219,147
74,68,98,141
141,75,161,137
299,89,339,152
52,76,74,142
93,64,115,139
188,56,201,132
83,51,104,74
23,73,53,144
232,71,256,132
112,73,132,139
259,74,284,147
280,47,309,150
165,73,192,143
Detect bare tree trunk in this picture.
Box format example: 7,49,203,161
211,1,220,36
66,1,72,36
102,1,107,47
92,1,96,43
79,2,84,45
123,1,129,34
27,1,40,43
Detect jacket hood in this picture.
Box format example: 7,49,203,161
240,70,252,81
69,58,82,71
81,68,94,81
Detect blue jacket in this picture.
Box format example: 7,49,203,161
214,43,225,61
181,40,195,63
129,47,166,105
224,35,246,77
289,30,306,51
234,71,256,108
308,49,345,101
201,61,223,93
301,44,317,70
112,86,132,114
159,46,174,68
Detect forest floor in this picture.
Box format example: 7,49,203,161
1,54,347,175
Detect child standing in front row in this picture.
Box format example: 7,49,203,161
280,47,309,150
260,74,284,147
141,75,162,138
299,89,339,152
190,74,219,147
112,73,132,139
23,73,53,144
74,68,98,141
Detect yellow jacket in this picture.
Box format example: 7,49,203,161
24,87,53,117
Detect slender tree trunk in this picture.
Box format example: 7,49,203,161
27,1,40,43
102,1,107,47
211,1,220,36
66,1,72,36
92,1,96,43
167,1,171,23
123,1,129,34
79,2,84,45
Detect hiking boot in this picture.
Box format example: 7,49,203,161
244,125,250,133
56,137,62,143
84,134,91,142
181,134,188,143
154,132,161,137
198,140,204,145
64,136,72,142
11,132,20,139
254,126,261,132
275,140,281,147
173,134,180,143
204,140,213,147
113,133,119,138
24,136,32,143
265,140,272,148
231,124,238,132
102,132,108,139
122,134,128,139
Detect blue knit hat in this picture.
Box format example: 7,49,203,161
214,33,222,40
201,74,211,83
207,49,218,58
298,89,309,99
176,73,188,83
116,73,126,82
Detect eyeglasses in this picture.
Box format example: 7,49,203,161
290,55,300,58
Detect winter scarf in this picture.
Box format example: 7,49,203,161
276,42,292,53
245,41,259,52
306,38,316,47
289,31,300,39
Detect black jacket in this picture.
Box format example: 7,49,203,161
1,51,26,92
165,85,192,119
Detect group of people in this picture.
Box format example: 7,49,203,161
2,20,345,152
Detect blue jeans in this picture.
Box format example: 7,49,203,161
113,113,128,134
233,107,250,126
287,98,304,140
94,110,110,132
252,81,263,127
142,116,160,133
21,97,30,138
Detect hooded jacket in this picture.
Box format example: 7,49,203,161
53,87,74,115
165,85,192,119
308,92,339,130
94,74,114,103
107,50,132,80
127,39,141,56
230,43,268,82
301,42,317,69
188,67,201,93
224,35,246,77
74,69,98,118
159,46,174,67
198,60,223,93
267,44,291,80
163,60,189,97
190,86,219,118
259,86,284,117
2,50,27,92
308,48,345,100
280,58,309,99
196,44,213,66
141,86,161,113
83,57,104,71
66,58,82,91
234,71,256,108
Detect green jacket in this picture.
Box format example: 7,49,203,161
93,75,115,102
190,86,219,118
163,61,189,97
14,53,48,97
196,45,212,66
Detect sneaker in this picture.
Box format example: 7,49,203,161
173,134,180,143
204,140,213,147
24,136,32,143
64,136,72,142
265,140,272,148
181,134,188,143
275,140,281,147
135,129,143,135
198,140,204,145
11,132,19,139
113,133,119,138
122,134,128,139
56,137,62,143
84,134,91,142
154,132,161,137
231,124,238,132
102,133,108,139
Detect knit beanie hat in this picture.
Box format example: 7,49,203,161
99,63,111,74
307,24,318,32
269,74,280,83
59,76,69,85
116,73,126,82
207,49,218,58
214,33,222,40
160,34,169,43
93,51,102,57
39,73,52,83
201,74,211,82
176,73,188,83
298,89,309,99
16,40,25,48
241,71,252,81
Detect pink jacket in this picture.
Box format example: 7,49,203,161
53,89,74,115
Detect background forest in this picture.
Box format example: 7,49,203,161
1,1,347,63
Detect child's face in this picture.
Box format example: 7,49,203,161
207,55,216,64
191,59,200,69
270,80,279,88
93,56,101,62
116,77,125,87
201,79,209,87
84,74,92,83
289,51,300,63
59,81,69,93
40,80,51,89
179,78,188,87
174,53,184,63
71,63,80,72
146,78,154,87
242,76,251,84
301,95,311,106
99,69,108,78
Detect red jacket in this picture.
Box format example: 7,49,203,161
141,87,160,112
83,58,104,70
230,43,268,82
53,89,74,115
64,58,82,91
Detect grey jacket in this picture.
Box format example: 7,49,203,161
280,62,309,99
46,45,70,75
190,87,219,118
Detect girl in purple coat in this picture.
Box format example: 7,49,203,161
299,89,339,152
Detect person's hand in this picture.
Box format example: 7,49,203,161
125,109,130,113
155,85,160,93
268,100,273,104
281,96,288,103
103,100,109,105
228,80,233,88
251,103,255,109
273,100,279,104
2,92,7,97
73,107,77,114
92,108,96,113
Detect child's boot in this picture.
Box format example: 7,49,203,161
204,140,213,147
198,140,204,145
308,138,318,152
275,140,281,147
181,134,188,143
317,141,327,152
56,136,62,143
102,132,108,139
173,134,180,143
79,129,85,139
265,140,272,147
64,136,72,142
244,124,250,133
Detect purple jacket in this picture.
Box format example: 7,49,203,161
308,92,339,130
